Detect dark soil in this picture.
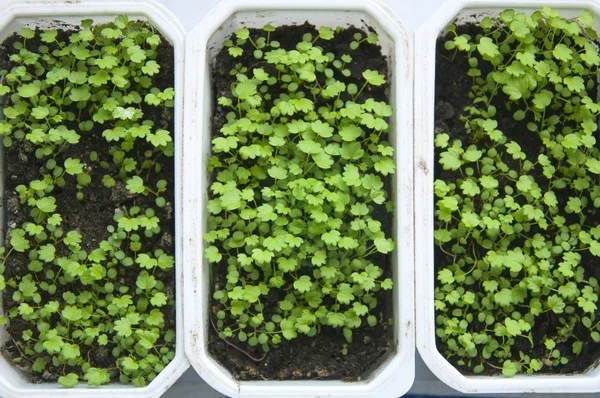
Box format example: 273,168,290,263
0,25,176,382
434,24,600,375
208,23,395,381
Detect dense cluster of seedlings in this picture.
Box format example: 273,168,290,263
0,16,175,387
205,24,395,354
435,8,600,376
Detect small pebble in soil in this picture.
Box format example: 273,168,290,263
159,232,173,249
292,369,303,378
278,368,291,378
435,101,455,121
42,369,60,381
314,366,329,378
110,181,130,204
164,201,173,219
93,347,109,364
6,197,19,216
243,365,259,378
17,150,27,164
22,141,33,153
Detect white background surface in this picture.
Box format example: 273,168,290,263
155,0,600,396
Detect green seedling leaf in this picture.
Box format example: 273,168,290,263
494,289,513,307
339,124,363,141
374,157,396,176
477,37,500,59
532,90,552,109
36,196,57,213
228,47,243,57
84,368,111,386
294,275,312,293
18,83,40,98
62,305,83,322
31,106,49,119
318,26,334,40
502,360,519,377
438,269,454,284
19,27,35,39
297,140,321,154
362,70,386,86
136,253,158,269
579,9,595,26
235,28,250,40
10,229,30,252
337,283,355,304
564,76,585,93
40,29,58,43
553,43,573,61
126,176,145,194
151,292,168,307
268,166,288,180
64,157,83,175
58,373,79,388
148,129,172,147
439,148,463,170
547,294,565,314
205,246,222,263
127,45,147,63
453,35,470,51
142,60,160,76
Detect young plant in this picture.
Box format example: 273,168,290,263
206,24,395,354
0,16,176,387
435,7,600,376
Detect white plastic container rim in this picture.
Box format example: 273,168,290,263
415,0,600,393
182,0,415,397
0,1,189,397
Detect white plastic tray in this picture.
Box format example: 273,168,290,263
0,1,189,397
415,0,600,394
182,0,414,397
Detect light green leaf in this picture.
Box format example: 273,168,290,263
126,176,145,194
204,246,222,263
294,275,312,293
477,37,500,59
502,360,519,377
297,139,321,154
338,124,363,141
547,294,565,314
58,373,79,388
494,288,513,307
374,157,395,176
438,269,454,284
36,196,57,213
439,148,463,170
328,312,345,327
10,229,30,252
362,70,386,86
553,44,573,61
84,367,111,386
18,83,40,98
268,166,288,180
64,157,83,175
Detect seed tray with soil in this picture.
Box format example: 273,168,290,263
183,1,415,397
0,14,178,389
206,21,396,381
432,6,600,380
